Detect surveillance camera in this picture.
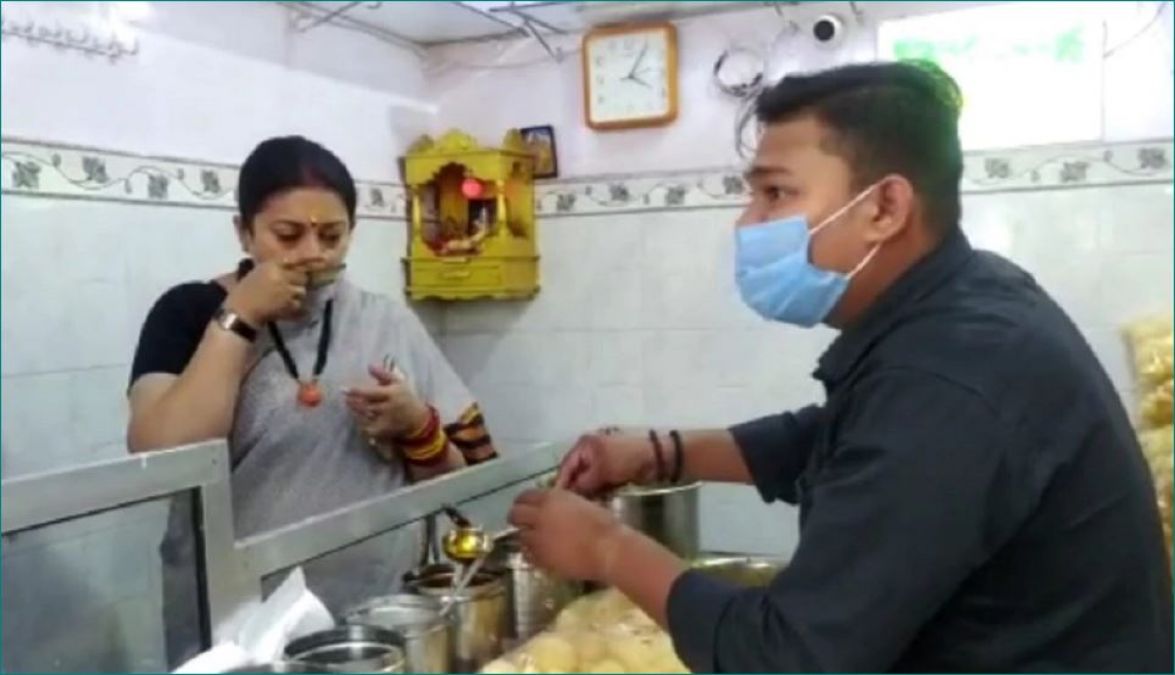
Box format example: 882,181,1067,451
811,15,845,47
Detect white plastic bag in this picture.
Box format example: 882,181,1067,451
174,567,334,673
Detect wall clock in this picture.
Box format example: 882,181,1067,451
582,22,679,130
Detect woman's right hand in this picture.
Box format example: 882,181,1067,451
554,429,659,496
224,260,308,325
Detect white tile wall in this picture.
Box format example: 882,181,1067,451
0,149,1170,559
437,182,1175,557
0,195,413,477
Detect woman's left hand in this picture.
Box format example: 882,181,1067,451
345,364,431,443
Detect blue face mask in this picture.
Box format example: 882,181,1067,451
735,186,880,327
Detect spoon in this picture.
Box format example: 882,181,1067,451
440,554,489,618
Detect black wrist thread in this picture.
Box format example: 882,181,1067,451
648,430,667,483
669,430,684,484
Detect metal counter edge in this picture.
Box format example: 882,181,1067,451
233,441,566,579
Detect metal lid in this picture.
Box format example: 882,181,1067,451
283,625,405,673
690,554,787,587
403,563,505,600
612,481,701,498
344,594,446,636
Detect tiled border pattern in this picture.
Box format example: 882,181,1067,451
3,137,1170,219
0,138,408,220
532,139,1174,217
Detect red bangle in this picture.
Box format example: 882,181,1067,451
400,406,439,446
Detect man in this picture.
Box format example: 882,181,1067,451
508,61,1173,672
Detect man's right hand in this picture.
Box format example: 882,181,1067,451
555,430,660,496
224,259,309,325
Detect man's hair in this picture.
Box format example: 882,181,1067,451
749,61,964,235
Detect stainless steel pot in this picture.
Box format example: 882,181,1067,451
224,661,346,673
345,594,451,674
487,532,582,641
282,625,405,673
403,563,508,672
223,664,322,673
608,482,700,558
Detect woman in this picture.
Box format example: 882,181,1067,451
128,136,496,654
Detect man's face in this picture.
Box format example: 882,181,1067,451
738,115,878,277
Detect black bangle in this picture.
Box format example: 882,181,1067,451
648,430,667,483
669,430,684,484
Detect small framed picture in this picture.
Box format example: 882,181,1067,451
519,125,559,179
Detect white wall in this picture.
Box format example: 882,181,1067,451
427,1,1174,177
436,141,1175,556
425,0,1175,556
1,0,1172,560
0,1,433,476
0,1,435,181
0,0,431,648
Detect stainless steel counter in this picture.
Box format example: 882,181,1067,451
1,439,567,672
235,441,563,580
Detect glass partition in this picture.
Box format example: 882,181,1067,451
2,493,201,671
243,444,563,614
0,442,243,672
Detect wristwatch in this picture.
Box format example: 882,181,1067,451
213,306,258,343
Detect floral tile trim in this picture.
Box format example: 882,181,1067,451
0,138,406,220
962,140,1173,191
3,137,1170,220
533,139,1173,217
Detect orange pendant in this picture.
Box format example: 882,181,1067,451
297,380,322,408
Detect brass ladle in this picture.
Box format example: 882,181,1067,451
439,504,516,563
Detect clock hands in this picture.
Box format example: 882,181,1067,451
623,72,651,88
627,42,649,78
621,41,652,88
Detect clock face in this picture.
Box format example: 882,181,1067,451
584,26,676,128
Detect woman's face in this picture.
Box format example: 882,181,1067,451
237,187,353,270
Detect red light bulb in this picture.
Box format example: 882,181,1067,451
461,178,483,199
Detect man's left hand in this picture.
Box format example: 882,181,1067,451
508,489,626,582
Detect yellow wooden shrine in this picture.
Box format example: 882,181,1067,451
402,129,539,301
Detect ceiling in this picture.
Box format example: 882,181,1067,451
285,1,780,46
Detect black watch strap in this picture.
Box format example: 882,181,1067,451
214,306,258,343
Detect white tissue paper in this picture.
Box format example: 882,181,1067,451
174,567,334,673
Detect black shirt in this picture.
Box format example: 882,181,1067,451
129,282,227,387
666,232,1173,672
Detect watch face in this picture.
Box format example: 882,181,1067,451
586,28,674,126
216,307,257,341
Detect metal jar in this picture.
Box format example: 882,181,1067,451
282,625,405,673
344,594,451,674
403,563,508,672
608,482,700,558
690,554,788,586
488,532,582,641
